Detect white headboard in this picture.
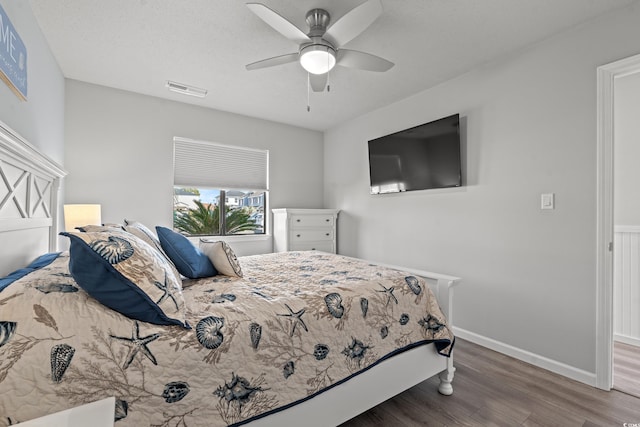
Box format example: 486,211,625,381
0,120,67,276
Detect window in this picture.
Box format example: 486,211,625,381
173,138,268,236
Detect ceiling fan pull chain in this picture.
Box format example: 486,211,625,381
307,72,311,112
327,46,331,92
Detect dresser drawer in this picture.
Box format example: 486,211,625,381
272,208,339,254
290,229,334,242
290,214,334,228
290,241,334,252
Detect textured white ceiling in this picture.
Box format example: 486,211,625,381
29,0,636,131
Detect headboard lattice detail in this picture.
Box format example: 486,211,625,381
0,121,66,247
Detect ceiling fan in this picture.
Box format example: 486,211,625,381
245,0,394,93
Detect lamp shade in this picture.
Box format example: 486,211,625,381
64,204,102,231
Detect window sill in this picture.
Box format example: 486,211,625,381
186,234,271,244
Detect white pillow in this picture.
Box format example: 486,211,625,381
199,240,243,277
123,220,183,282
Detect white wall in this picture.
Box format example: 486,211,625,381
324,2,640,376
64,80,324,255
0,1,64,275
614,71,640,225
0,1,64,164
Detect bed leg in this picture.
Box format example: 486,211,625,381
438,360,455,396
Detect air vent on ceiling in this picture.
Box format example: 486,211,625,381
166,80,208,98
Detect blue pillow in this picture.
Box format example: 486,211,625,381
0,252,61,293
61,230,189,328
156,226,217,279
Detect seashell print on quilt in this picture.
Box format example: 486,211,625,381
283,361,295,379
324,292,344,318
404,275,422,295
114,399,128,421
360,297,368,318
162,381,190,403
196,316,225,349
0,321,17,348
50,343,75,383
90,236,134,264
249,322,262,349
313,343,330,360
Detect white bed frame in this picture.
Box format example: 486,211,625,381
0,120,460,427
0,121,66,276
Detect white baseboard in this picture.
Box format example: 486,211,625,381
614,333,640,348
453,327,597,387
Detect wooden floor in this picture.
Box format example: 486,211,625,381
340,339,640,427
614,341,640,398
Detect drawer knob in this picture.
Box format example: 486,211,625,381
296,234,301,238
296,219,301,222
325,219,330,222
326,233,330,236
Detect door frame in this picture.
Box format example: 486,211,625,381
596,53,640,390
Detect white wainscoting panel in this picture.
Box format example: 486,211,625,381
614,225,640,347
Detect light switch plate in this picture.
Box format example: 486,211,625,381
541,193,554,210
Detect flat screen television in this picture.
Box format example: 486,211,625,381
368,114,461,194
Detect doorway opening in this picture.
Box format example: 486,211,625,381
596,53,640,392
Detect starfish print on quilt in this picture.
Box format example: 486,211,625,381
376,283,398,306
154,273,179,310
277,303,308,337
110,321,161,369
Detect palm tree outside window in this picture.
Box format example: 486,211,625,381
173,188,265,236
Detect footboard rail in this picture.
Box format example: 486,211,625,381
361,259,461,396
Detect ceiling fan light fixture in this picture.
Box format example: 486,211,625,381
300,45,336,75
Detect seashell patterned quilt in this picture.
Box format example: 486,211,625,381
0,251,453,426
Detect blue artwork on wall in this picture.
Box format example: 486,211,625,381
0,4,28,101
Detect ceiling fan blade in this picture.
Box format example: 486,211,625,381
246,52,299,71
337,49,394,72
323,0,383,47
309,73,328,92
246,3,311,45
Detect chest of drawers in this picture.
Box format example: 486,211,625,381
272,208,340,254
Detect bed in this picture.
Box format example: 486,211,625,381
0,120,459,427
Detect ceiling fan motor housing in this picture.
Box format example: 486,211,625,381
305,8,331,37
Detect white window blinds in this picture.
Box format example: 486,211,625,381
173,137,269,190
